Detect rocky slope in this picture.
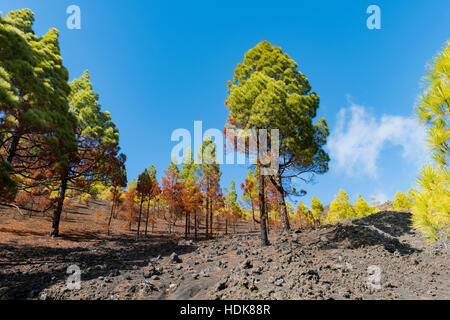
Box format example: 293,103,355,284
0,211,448,300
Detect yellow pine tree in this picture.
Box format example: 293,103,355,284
393,191,411,211
354,195,375,217
412,166,450,241
407,188,417,204
295,201,311,226
326,189,355,223
412,41,450,241
311,196,324,224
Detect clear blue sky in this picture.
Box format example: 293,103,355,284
2,0,449,207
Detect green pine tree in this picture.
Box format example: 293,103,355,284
0,9,77,201
225,40,329,239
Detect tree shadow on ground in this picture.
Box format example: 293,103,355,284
352,211,415,237
0,233,198,300
320,211,421,256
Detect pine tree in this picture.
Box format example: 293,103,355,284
161,160,184,234
180,149,203,239
106,153,127,235
135,166,159,240
50,71,121,237
0,9,77,202
407,188,417,205
393,191,411,211
198,137,222,238
241,169,259,228
222,180,242,234
412,41,450,241
286,202,295,219
416,41,449,166
311,196,324,223
354,195,375,217
124,179,138,231
326,189,355,223
295,201,313,227
225,40,330,237
412,166,449,240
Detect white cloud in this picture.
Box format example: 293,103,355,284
327,102,428,177
371,191,389,204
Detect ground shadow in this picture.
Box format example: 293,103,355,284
0,233,198,300
320,211,420,255
352,211,415,237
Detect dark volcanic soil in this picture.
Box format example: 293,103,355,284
0,211,448,300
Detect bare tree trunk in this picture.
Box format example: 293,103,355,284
251,203,256,230
7,133,21,164
50,173,69,238
271,173,290,232
278,194,290,231
112,197,117,219
205,198,209,238
257,132,270,246
194,212,198,240
136,197,144,240
144,199,151,236
258,164,270,246
184,211,188,239
187,212,191,235
107,200,115,236
168,210,172,234
28,197,35,218
209,198,213,238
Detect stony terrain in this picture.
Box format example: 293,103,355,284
0,209,448,300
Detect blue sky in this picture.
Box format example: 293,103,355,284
2,0,449,207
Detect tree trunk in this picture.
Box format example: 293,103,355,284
185,211,188,239
187,212,191,235
112,197,117,218
168,212,172,234
257,164,270,246
209,198,213,238
271,173,291,232
107,199,115,236
205,198,209,238
145,199,151,236
278,194,290,231
194,212,198,240
251,203,256,230
7,133,21,164
257,132,270,246
136,197,144,240
50,173,69,238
